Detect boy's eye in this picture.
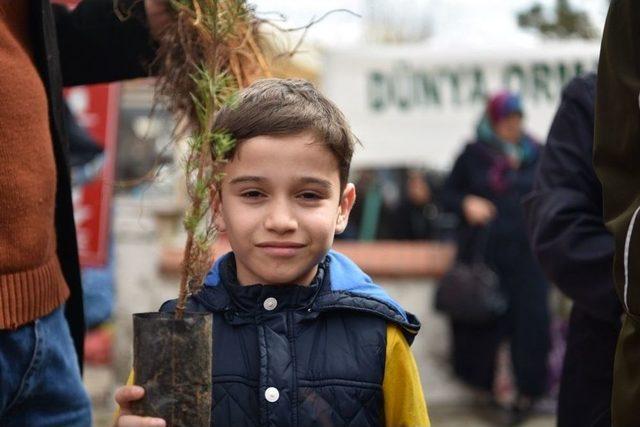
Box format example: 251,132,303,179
298,192,322,200
240,190,264,198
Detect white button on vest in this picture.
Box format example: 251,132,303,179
265,387,280,402
263,297,278,311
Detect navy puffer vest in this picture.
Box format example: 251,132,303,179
160,252,420,426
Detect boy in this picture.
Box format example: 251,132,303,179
115,78,430,426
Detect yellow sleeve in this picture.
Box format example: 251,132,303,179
382,325,430,427
126,369,135,386
113,370,135,421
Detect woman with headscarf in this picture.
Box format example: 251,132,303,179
441,92,551,424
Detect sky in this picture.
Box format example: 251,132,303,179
252,0,609,47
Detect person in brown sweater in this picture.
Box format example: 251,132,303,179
0,1,169,425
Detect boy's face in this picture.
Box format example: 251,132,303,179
214,133,356,286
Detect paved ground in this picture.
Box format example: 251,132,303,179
85,194,556,427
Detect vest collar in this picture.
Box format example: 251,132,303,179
192,252,421,342
195,253,327,314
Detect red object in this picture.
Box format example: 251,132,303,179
84,325,114,365
66,84,120,267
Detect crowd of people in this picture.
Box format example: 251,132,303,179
1,0,639,426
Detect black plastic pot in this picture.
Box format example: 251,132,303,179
131,312,212,427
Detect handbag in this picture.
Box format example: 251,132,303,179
435,225,507,323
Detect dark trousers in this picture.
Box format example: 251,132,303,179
451,265,550,397
557,307,620,427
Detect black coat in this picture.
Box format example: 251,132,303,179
161,254,421,426
30,0,155,365
442,134,550,396
593,2,640,422
442,138,541,268
523,73,622,427
524,74,620,324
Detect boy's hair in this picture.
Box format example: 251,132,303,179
213,78,357,189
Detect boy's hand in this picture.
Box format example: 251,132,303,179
114,385,166,427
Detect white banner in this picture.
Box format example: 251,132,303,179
321,41,599,169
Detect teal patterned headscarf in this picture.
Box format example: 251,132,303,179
477,91,536,166
476,115,535,166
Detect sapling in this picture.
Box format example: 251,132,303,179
116,1,273,424
145,0,272,318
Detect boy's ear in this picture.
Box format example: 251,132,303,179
212,189,227,233
335,183,356,234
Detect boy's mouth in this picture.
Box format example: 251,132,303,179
256,241,305,257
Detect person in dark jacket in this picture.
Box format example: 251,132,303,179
524,73,622,427
114,79,431,426
0,1,167,425
593,1,640,424
393,169,439,240
441,91,551,422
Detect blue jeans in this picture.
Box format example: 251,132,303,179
0,306,92,426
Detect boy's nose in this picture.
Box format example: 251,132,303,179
264,200,298,234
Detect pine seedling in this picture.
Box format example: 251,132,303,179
120,0,273,319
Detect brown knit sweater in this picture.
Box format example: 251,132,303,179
0,1,69,329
